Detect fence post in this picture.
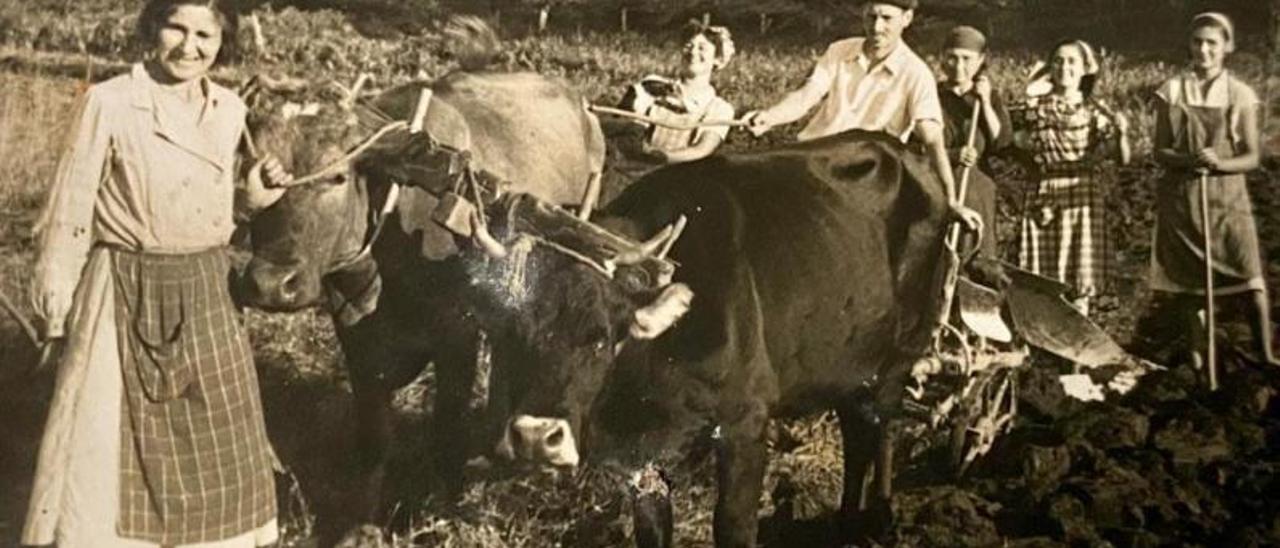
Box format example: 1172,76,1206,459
248,13,265,53
1266,0,1279,157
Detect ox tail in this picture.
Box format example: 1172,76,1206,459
444,15,503,72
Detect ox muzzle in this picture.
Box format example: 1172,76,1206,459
496,415,580,469
240,257,324,311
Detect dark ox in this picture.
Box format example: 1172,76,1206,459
481,130,952,547
237,70,606,520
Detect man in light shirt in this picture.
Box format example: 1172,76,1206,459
745,0,983,231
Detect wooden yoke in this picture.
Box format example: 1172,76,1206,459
497,195,681,293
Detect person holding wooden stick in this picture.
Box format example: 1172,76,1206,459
618,20,736,165
1150,12,1278,368
938,25,1010,262
742,0,983,234
23,1,289,545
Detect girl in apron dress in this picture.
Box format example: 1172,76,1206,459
23,2,290,545
1150,12,1277,367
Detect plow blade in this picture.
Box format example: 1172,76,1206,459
1003,266,1128,367
956,277,1012,342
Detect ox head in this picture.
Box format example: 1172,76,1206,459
237,76,377,312
472,212,693,469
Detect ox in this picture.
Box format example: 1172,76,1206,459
475,130,954,547
236,68,608,525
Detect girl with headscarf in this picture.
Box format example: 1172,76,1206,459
1149,12,1277,367
23,0,288,545
937,25,1010,261
1010,39,1131,316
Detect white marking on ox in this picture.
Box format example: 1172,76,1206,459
630,283,693,340
497,415,580,468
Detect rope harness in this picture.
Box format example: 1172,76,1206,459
589,104,747,131
249,83,643,292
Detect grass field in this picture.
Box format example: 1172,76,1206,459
1,6,1278,547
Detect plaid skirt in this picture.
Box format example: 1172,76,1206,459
1018,172,1108,295
110,247,276,544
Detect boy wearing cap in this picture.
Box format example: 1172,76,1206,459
744,0,982,232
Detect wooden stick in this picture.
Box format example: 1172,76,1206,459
946,99,985,249
1200,170,1218,391
588,105,748,131
936,99,986,332
0,290,39,348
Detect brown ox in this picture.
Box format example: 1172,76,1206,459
236,66,607,535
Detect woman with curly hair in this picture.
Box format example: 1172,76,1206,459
620,21,736,164
1010,39,1131,316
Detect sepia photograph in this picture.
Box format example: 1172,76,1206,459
0,0,1278,546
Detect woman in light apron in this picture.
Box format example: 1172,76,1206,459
23,1,290,545
1149,12,1277,367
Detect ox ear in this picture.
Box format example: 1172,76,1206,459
629,283,693,340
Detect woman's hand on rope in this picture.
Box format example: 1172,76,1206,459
959,146,980,168
242,155,291,212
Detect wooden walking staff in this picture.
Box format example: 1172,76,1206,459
948,99,984,248
1199,169,1218,391
935,99,984,329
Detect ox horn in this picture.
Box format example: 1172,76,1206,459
338,73,372,110
470,210,508,259
616,215,687,265
656,215,687,260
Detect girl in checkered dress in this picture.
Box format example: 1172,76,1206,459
23,1,288,546
1010,39,1131,316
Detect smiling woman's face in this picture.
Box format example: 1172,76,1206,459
1050,44,1086,91
681,33,718,78
1189,25,1230,74
152,4,223,83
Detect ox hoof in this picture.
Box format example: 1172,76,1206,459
839,499,894,545
630,464,674,548
335,524,387,548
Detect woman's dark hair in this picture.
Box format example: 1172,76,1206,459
680,20,734,68
136,0,239,66
1031,39,1098,99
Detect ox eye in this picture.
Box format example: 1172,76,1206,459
330,174,347,185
